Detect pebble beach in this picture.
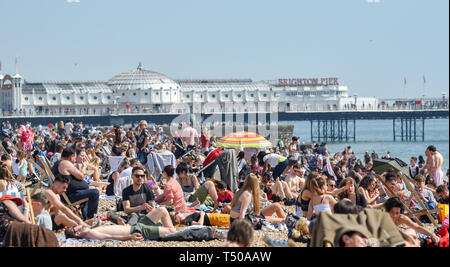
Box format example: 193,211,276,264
57,198,295,247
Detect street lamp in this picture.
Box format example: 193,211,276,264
115,96,121,114
353,93,358,110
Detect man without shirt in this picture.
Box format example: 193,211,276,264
284,164,305,195
421,145,444,187
45,174,90,230
53,148,99,220
65,206,218,242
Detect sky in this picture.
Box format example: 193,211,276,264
0,0,448,98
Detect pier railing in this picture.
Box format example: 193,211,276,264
2,105,448,118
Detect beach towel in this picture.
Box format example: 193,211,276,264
147,151,176,179
57,235,155,245
2,222,58,247
215,150,238,193
108,156,125,172
311,209,405,247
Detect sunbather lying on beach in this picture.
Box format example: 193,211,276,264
384,197,440,245
172,210,230,227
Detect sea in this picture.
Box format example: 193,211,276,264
281,118,449,170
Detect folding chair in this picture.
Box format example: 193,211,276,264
27,159,49,196
376,175,425,227
376,174,439,227
399,173,439,228
36,156,88,219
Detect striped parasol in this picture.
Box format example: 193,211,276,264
216,132,271,148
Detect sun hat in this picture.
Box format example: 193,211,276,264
0,194,24,206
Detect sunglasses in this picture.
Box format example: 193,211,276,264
133,174,145,179
327,184,336,188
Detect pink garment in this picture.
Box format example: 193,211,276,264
163,178,187,213
21,131,29,143
432,170,444,187
145,180,157,190
181,127,198,146
443,215,449,230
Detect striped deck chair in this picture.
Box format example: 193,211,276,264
375,175,426,226
36,156,88,220
399,174,439,228
27,159,50,196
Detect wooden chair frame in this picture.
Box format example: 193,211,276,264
36,156,88,219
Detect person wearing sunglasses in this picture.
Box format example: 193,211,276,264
108,166,156,226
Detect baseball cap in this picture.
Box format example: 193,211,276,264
0,195,24,206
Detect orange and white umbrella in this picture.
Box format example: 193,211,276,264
216,132,271,148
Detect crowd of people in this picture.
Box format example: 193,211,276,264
0,118,448,247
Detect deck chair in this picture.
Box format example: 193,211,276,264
398,173,439,228
376,175,425,227
376,174,439,228
36,156,88,219
0,142,8,154
27,159,50,196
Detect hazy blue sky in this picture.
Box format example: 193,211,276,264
0,0,448,98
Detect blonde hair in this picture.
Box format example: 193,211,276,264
231,174,261,215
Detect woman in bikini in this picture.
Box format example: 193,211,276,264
230,174,286,225
306,175,337,220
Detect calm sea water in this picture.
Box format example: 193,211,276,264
281,118,449,170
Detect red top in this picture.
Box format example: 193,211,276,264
201,133,209,148
217,190,234,203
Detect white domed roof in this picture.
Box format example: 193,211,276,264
107,63,180,90
13,73,22,79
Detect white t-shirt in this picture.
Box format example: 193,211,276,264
65,122,73,135
11,158,20,176
263,154,281,168
119,167,133,178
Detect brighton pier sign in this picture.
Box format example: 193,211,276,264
278,77,339,87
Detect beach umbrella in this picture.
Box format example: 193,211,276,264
372,159,412,179
216,132,271,148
